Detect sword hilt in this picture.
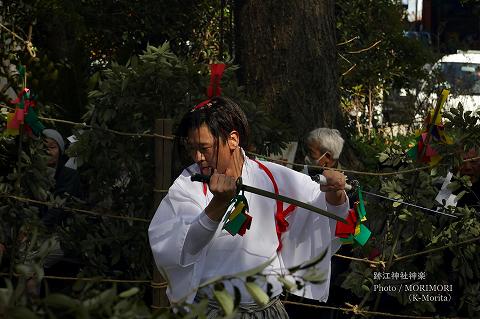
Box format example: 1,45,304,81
191,174,211,183
190,174,244,193
312,174,353,191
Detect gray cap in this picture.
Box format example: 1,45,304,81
42,129,65,154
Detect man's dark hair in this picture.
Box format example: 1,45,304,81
177,96,249,148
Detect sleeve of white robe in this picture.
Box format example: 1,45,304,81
148,174,220,303
183,212,219,259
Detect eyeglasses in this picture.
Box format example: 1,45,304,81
185,144,215,156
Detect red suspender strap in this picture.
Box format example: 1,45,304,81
253,159,296,251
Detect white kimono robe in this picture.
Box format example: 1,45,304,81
148,156,349,304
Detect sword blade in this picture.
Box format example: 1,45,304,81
240,184,347,223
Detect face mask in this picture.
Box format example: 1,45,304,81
304,152,328,166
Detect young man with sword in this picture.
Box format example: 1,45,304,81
148,96,350,318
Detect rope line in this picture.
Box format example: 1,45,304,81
334,236,479,268
333,253,386,267
152,299,448,318
0,174,466,225
332,235,479,266
153,189,169,194
0,193,149,223
37,116,174,140
0,23,26,42
246,151,432,176
42,275,151,284
150,305,170,310
282,300,443,319
393,236,480,263
0,272,167,287
2,239,474,287
5,113,477,177
0,22,36,57
150,282,169,289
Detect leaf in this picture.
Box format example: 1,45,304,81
185,299,209,319
72,280,86,292
288,248,328,273
44,293,78,308
121,78,129,93
213,288,234,315
229,256,276,279
119,287,139,298
0,286,13,306
199,257,275,289
455,190,466,201
465,264,473,279
75,304,90,319
245,282,269,307
8,307,38,319
36,238,56,259
378,153,389,163
83,288,116,310
277,276,298,292
32,264,44,282
446,181,460,192
302,269,327,284
15,264,32,276
197,275,225,289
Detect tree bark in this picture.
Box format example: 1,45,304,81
235,0,341,140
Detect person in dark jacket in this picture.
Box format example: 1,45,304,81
39,129,83,281
25,129,83,295
41,129,82,230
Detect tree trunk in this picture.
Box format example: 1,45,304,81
235,0,341,140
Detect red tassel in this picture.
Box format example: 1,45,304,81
191,64,226,110
206,63,225,98
335,209,358,238
238,213,253,236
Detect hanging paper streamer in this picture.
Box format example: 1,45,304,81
5,113,18,136
422,99,454,149
24,105,44,136
407,132,442,165
335,186,371,246
5,87,44,136
223,191,252,236
425,108,453,145
407,89,452,165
